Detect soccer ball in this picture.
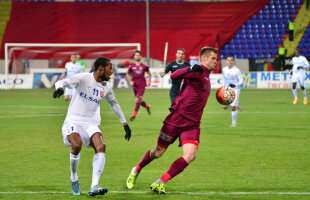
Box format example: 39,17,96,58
216,86,235,105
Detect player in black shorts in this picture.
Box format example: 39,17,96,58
160,48,190,103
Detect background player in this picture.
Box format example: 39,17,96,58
76,54,85,71
291,49,310,105
58,54,82,101
126,50,152,121
160,48,190,103
53,57,131,196
222,56,244,127
126,47,218,194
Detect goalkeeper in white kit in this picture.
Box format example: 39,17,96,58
222,56,244,127
53,57,131,196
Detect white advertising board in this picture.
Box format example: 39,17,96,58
0,74,33,89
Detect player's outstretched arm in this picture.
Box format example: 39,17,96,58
105,89,131,141
171,65,202,80
189,64,204,73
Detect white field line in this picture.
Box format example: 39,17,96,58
0,191,309,195
1,111,309,119
0,114,65,118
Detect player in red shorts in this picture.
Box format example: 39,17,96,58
126,47,218,194
126,50,152,121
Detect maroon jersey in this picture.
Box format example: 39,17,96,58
127,63,149,88
166,65,211,125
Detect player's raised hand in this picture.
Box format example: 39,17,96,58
189,64,203,73
123,124,131,141
229,84,236,88
53,88,64,98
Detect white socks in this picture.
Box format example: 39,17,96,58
292,89,297,98
302,89,307,99
91,152,106,188
70,152,80,182
232,110,237,124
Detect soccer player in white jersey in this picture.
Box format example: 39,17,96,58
53,57,132,196
291,49,310,105
222,56,244,127
59,54,83,101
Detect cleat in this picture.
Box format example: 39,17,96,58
88,185,108,197
293,98,298,105
130,116,135,121
150,182,166,194
231,122,237,127
147,106,151,115
71,181,81,196
126,167,138,189
304,98,308,105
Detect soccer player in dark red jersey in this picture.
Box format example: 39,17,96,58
126,50,152,121
126,47,218,194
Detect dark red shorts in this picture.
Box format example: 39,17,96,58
133,87,145,99
157,122,200,149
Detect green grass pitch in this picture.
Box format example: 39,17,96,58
0,88,309,200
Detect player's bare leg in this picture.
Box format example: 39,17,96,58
222,105,232,110
127,145,166,189
64,95,71,101
292,82,298,104
88,133,108,196
68,133,82,195
151,143,196,194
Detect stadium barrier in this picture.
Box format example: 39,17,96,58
1,69,310,89
0,74,33,89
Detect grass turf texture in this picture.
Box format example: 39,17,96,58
0,88,309,200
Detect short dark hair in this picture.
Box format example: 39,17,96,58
227,55,234,60
199,46,218,59
134,50,142,55
176,48,185,53
94,57,111,71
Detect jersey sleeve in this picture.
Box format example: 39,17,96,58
64,63,69,72
165,63,172,74
170,67,201,80
303,57,310,68
104,87,127,124
77,63,83,73
127,66,132,74
236,69,244,87
145,65,150,72
55,73,82,89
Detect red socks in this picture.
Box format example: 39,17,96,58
136,150,153,173
160,157,189,183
